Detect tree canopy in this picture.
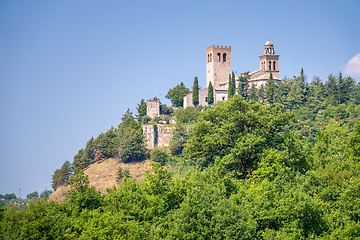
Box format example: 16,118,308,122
184,95,294,177
165,82,190,107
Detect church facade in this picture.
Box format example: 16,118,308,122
183,41,280,107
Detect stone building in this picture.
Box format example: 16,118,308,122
143,124,173,149
146,100,160,118
183,41,281,107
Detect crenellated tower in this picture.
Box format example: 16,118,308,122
206,45,231,88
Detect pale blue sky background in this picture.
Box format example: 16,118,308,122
1,0,360,197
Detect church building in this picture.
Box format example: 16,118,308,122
183,41,280,107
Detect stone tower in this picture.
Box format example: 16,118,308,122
206,45,231,88
146,100,160,119
259,41,280,79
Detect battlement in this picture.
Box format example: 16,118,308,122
207,45,231,51
216,45,230,49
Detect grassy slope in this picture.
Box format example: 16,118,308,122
48,158,153,203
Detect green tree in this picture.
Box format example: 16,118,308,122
66,171,102,211
3,193,16,200
325,74,338,105
228,72,235,98
118,109,146,163
96,126,117,158
150,148,169,166
257,84,266,102
192,77,199,106
40,189,53,198
349,121,360,160
116,167,130,182
135,99,147,122
165,82,190,107
287,78,303,109
248,83,258,101
184,95,294,177
72,148,84,173
51,160,73,190
207,81,214,105
175,106,199,124
337,72,356,104
265,72,276,104
26,191,39,200
74,137,96,171
307,76,326,114
237,72,249,99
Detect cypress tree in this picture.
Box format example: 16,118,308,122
192,76,199,106
207,81,214,105
231,71,236,95
265,72,276,104
237,72,249,99
228,72,235,98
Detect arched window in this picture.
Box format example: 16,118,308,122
223,53,227,62
269,61,271,70
207,54,209,63
210,53,212,62
273,61,276,70
217,53,220,62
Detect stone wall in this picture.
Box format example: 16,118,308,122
143,123,173,149
157,124,173,147
183,88,209,108
143,124,156,149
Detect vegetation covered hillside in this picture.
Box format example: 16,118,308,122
1,70,360,239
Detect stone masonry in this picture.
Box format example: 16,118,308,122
146,100,160,118
143,124,173,149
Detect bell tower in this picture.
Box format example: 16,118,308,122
259,41,280,79
206,45,231,88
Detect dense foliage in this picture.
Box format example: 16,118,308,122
165,82,190,107
2,71,360,239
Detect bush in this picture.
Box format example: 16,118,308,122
175,107,199,124
150,148,169,166
117,167,130,182
141,116,151,124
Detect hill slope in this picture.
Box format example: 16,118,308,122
49,158,153,202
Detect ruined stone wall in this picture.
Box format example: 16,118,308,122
143,123,173,149
157,124,173,147
146,100,160,119
143,124,156,149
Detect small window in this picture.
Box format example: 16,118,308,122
205,97,207,102
269,61,271,70
207,54,209,63
222,97,225,101
273,61,276,70
223,53,227,62
210,53,212,62
217,53,220,62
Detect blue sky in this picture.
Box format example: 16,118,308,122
1,0,360,197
